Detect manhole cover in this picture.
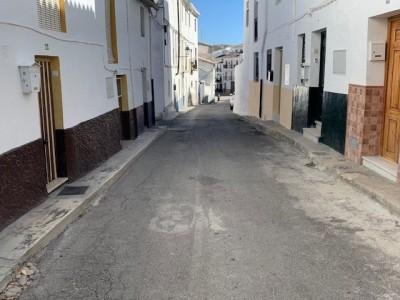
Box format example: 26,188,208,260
58,186,89,196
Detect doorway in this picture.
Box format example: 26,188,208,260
383,18,400,163
116,75,131,139
36,56,67,193
273,47,283,122
308,30,326,126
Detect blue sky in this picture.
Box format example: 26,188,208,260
191,0,243,45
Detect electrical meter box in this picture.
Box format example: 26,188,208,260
300,64,310,82
369,42,386,61
19,64,41,94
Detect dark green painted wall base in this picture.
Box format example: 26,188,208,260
292,86,309,133
321,92,348,154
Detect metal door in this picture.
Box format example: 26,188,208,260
37,57,58,184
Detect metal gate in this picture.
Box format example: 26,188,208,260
36,57,58,184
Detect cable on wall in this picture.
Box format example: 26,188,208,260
269,0,337,34
0,21,117,74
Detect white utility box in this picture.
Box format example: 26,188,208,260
19,64,41,94
300,64,310,81
369,42,386,61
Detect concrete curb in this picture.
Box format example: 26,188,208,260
0,128,166,293
241,116,400,217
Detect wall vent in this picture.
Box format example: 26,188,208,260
37,0,65,32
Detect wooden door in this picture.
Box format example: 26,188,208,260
37,57,58,184
383,18,400,162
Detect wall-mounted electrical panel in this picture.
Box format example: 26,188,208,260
369,42,386,61
19,64,41,94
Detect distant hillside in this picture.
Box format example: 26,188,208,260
199,43,242,52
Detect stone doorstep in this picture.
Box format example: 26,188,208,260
362,156,398,183
0,128,166,293
303,127,322,144
243,116,400,217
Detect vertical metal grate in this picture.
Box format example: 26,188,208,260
37,0,63,32
37,58,58,184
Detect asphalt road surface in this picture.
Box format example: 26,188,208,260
21,102,400,299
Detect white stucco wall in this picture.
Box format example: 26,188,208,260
237,0,400,116
0,0,117,154
0,0,168,154
199,58,215,102
163,0,199,111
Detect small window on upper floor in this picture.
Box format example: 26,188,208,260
266,49,273,81
140,6,146,37
37,0,66,32
254,0,258,41
254,52,259,81
105,0,118,63
194,18,197,32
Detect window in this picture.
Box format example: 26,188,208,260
140,6,145,37
266,49,273,81
37,0,66,32
254,52,259,81
254,0,258,41
194,18,197,32
300,34,306,64
246,1,249,27
105,0,118,63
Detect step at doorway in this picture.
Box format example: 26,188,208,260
36,56,68,193
362,156,398,182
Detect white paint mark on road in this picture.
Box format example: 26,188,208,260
149,204,195,234
208,209,225,233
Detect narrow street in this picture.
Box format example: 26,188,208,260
21,102,400,300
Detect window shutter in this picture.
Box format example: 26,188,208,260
37,0,65,32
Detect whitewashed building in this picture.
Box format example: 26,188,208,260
215,53,241,95
163,0,199,113
198,56,216,104
0,0,199,229
237,0,400,184
198,42,216,104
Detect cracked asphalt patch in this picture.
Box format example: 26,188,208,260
20,102,400,299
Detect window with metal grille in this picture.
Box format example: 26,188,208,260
140,6,145,37
254,52,259,81
254,0,258,41
37,0,66,32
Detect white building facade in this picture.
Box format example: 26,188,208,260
163,0,199,113
198,56,216,104
237,0,400,184
215,53,241,95
0,0,199,229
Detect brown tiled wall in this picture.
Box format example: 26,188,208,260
345,85,385,164
0,139,47,230
65,109,122,181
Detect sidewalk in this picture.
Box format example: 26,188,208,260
244,116,400,217
0,127,166,292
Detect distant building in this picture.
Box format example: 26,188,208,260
198,43,216,103
163,0,200,113
214,46,243,95
198,56,216,104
